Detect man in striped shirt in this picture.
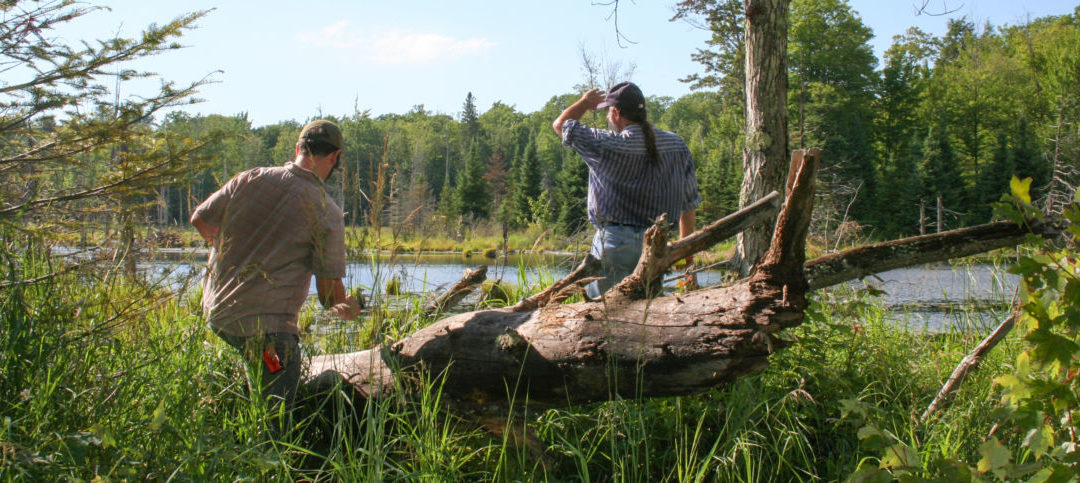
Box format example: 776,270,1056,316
553,82,700,298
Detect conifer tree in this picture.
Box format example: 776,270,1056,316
1,2,213,230
453,140,491,220
509,139,541,227
554,157,588,235
461,92,481,141
972,133,1015,223
919,123,965,227
1010,117,1049,194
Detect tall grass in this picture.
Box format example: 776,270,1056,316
0,235,1023,480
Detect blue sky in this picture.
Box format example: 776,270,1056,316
53,0,1078,127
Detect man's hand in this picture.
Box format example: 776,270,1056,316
675,258,699,291
553,88,607,136
579,88,605,110
676,272,699,291
328,295,360,320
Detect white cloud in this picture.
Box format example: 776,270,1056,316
294,21,496,64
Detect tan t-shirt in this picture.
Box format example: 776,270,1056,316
194,162,346,336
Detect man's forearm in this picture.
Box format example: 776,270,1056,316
316,277,347,307
552,88,603,136
317,277,359,320
680,210,696,264
679,210,695,240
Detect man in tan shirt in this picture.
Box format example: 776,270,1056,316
191,119,359,414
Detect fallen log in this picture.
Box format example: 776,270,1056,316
309,150,819,414
422,266,487,316
607,190,781,300
804,218,1064,290
308,148,1063,415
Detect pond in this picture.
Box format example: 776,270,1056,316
99,248,1019,332
838,263,1017,332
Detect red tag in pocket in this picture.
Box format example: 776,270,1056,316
262,347,283,373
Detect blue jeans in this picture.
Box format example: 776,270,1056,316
586,225,645,299
213,329,302,413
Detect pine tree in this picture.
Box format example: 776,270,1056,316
1010,116,1049,194
876,136,925,236
972,133,1015,223
919,123,965,228
461,92,481,141
509,139,542,227
453,140,491,220
0,3,212,226
554,157,589,235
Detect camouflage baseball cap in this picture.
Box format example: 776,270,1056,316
298,119,343,150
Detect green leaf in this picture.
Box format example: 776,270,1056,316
977,438,1012,479
842,464,894,483
1016,352,1031,376
1023,425,1054,459
90,423,116,449
149,399,167,431
879,443,920,471
1011,176,1033,205
933,458,974,482
846,462,893,483
858,425,888,451
840,398,868,420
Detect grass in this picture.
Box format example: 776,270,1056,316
0,231,1028,481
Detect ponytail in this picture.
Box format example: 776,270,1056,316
622,108,659,167
640,121,659,167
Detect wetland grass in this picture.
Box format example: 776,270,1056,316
0,242,1021,480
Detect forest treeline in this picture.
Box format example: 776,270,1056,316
45,2,1080,243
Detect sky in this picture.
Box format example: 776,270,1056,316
46,0,1079,127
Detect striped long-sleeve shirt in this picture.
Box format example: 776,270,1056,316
561,119,700,229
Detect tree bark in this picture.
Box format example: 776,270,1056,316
734,0,790,277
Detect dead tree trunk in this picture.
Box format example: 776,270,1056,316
309,150,818,415
921,305,1019,423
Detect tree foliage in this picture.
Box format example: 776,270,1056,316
1,1,214,232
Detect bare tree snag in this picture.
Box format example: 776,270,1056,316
308,150,819,414
804,217,1066,289
423,266,487,316
734,0,791,277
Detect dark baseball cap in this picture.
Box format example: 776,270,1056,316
597,81,646,112
298,119,344,151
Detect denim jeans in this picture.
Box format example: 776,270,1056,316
213,330,302,414
586,225,646,299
